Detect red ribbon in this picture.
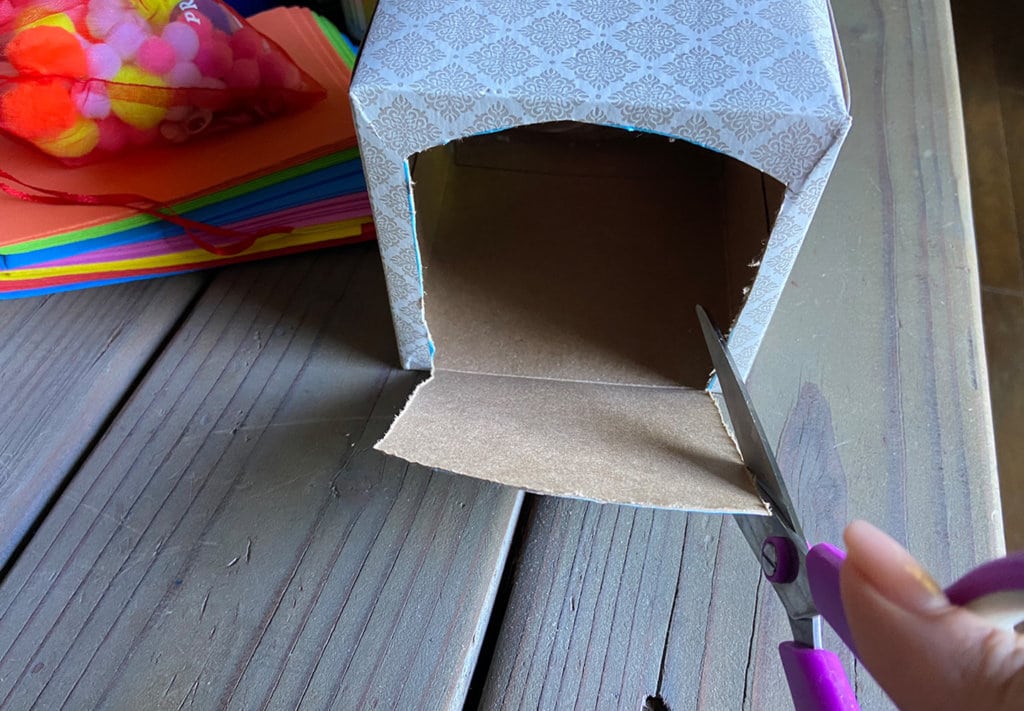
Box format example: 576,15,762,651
0,168,294,256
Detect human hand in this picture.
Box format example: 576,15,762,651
840,520,1024,710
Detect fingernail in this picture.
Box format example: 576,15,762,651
844,520,948,612
904,561,943,597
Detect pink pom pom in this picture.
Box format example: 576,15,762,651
161,21,199,61
107,20,148,60
0,0,14,26
229,27,263,60
257,51,300,89
85,42,122,79
167,61,201,86
193,35,232,78
188,16,214,39
96,116,130,152
137,36,176,74
85,0,127,39
71,81,111,119
225,58,259,88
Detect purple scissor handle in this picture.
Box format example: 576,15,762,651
698,307,859,710
698,305,1024,711
807,543,1024,658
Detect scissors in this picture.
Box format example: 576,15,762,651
696,305,1024,711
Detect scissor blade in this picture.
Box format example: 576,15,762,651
696,306,818,642
696,306,801,536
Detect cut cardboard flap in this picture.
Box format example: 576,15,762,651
375,128,775,511
378,371,760,512
350,0,851,512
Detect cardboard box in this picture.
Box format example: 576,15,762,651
350,0,851,513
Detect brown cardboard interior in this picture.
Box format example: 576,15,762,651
378,125,783,512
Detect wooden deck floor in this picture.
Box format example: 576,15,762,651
0,1,1001,709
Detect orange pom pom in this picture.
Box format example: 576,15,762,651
7,25,89,78
0,80,78,139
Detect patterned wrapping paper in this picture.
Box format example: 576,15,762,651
350,0,851,376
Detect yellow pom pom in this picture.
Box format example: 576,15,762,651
21,12,76,33
109,65,170,130
127,0,178,28
36,116,100,158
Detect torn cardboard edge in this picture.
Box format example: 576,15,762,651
378,371,767,514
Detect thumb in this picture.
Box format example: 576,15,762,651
840,520,1024,711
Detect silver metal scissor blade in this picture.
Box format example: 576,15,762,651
696,306,820,646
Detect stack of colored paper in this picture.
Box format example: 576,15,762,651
0,7,373,299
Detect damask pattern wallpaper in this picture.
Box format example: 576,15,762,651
351,0,851,376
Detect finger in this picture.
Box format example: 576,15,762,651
843,519,946,614
840,520,1024,711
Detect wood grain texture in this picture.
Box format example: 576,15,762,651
0,245,522,710
0,275,206,571
479,1,1000,709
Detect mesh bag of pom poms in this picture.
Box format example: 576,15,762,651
0,0,326,163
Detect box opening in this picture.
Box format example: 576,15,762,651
377,123,784,512
411,123,785,388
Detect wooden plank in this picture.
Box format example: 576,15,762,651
0,274,206,571
479,0,1000,709
0,245,522,710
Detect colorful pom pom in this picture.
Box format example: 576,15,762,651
86,0,128,39
229,27,263,60
224,57,258,88
172,0,233,34
162,21,199,61
107,18,148,60
0,0,325,162
96,115,130,152
71,81,111,119
167,60,201,86
186,15,214,39
85,41,122,79
109,65,169,129
137,36,176,74
0,80,77,139
7,25,88,78
193,33,232,78
36,116,100,158
128,0,178,28
19,11,76,33
258,51,300,89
